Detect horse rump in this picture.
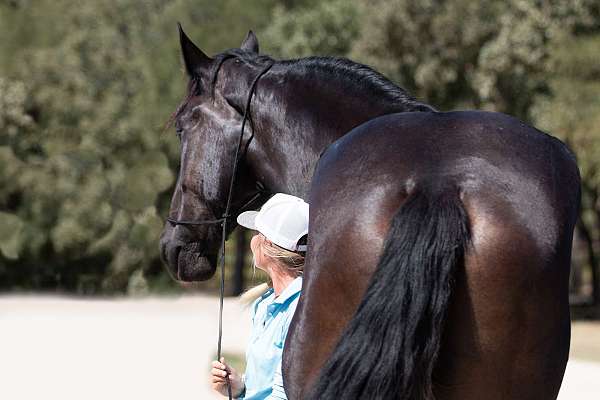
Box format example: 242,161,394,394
306,183,471,400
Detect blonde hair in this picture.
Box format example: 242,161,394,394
240,235,306,306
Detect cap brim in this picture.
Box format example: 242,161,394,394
237,211,259,230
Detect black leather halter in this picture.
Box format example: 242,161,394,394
167,60,274,400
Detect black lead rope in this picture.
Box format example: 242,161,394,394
216,61,274,400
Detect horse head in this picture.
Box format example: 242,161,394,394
159,25,271,282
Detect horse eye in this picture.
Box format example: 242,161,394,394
175,127,184,140
191,108,201,121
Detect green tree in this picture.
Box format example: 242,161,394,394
352,0,596,119
263,0,361,58
264,0,593,120
0,78,33,261
0,0,176,293
533,32,600,304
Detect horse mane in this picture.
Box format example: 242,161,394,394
285,56,435,112
169,50,435,129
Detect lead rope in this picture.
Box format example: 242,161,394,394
217,61,274,400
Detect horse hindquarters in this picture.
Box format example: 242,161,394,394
307,183,470,400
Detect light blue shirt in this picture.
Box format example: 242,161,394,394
241,277,302,400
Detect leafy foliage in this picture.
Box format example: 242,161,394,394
532,32,600,302
263,0,361,58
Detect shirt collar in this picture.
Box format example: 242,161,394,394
273,276,302,305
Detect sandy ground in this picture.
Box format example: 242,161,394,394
1,295,598,400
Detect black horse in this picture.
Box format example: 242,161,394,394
159,27,580,400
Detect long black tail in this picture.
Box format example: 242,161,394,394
306,185,471,400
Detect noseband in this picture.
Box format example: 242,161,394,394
167,60,274,400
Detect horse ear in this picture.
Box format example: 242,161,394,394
178,23,212,77
240,30,259,54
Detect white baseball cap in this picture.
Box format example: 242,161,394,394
237,193,309,252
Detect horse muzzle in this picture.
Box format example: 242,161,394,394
159,237,217,282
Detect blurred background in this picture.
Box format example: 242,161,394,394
1,0,599,399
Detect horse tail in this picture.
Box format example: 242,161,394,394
307,184,471,400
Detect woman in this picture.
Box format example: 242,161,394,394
211,193,309,399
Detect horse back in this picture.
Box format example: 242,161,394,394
284,110,580,399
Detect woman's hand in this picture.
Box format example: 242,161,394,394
211,357,245,398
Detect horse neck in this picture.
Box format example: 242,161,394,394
248,65,421,199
